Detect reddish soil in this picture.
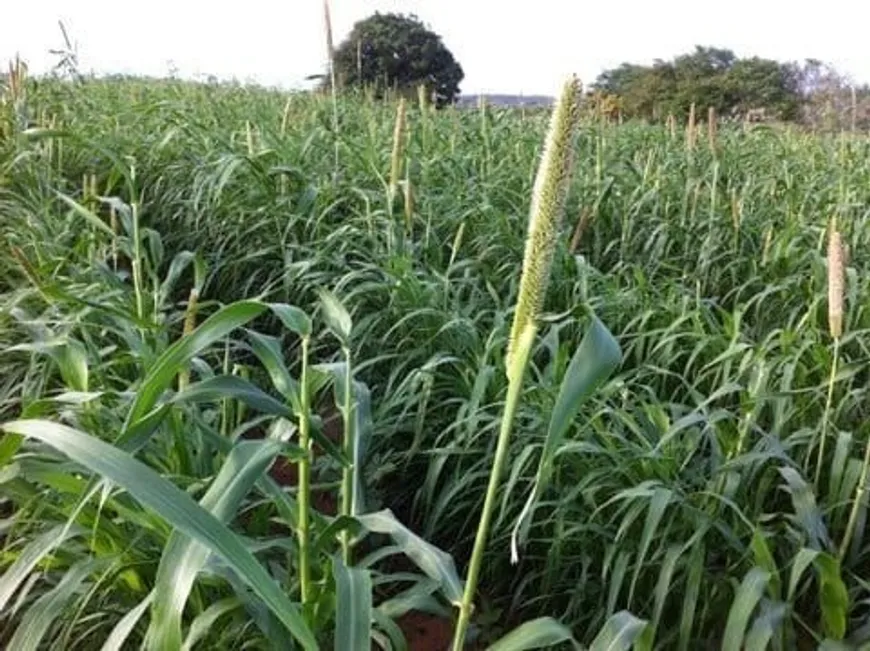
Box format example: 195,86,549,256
241,407,344,515
395,611,454,651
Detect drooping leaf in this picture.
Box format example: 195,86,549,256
589,610,649,651
356,509,464,605
511,314,621,562
1,419,318,651
172,375,294,418
122,300,269,434
486,616,579,650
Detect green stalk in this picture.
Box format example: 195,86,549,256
451,75,580,651
297,335,312,607
451,323,536,650
340,344,354,564
839,426,870,561
815,338,840,488
131,199,144,322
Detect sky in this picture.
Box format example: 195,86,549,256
2,1,870,96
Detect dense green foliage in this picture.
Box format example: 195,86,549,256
3,72,870,650
592,46,818,122
330,12,464,107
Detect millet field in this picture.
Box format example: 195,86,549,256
2,67,870,650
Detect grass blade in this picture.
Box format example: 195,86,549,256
1,419,318,651
0,523,83,612
511,314,621,562
589,610,649,651
146,438,285,650
333,556,372,651
486,616,578,650
722,567,770,651
356,509,464,605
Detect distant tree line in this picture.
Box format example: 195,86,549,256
589,46,870,130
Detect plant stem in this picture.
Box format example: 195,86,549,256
451,332,531,650
839,428,870,561
131,199,144,322
340,345,354,565
297,336,312,607
815,337,840,488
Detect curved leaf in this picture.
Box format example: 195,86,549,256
145,438,285,650
487,617,578,650
512,314,621,562
1,419,318,651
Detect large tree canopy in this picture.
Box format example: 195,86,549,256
331,12,464,107
592,46,802,121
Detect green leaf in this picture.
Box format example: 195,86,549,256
122,300,269,434
146,438,285,651
328,364,373,515
589,610,649,651
318,288,352,343
356,509,464,605
0,523,83,613
269,303,312,337
629,487,671,604
6,559,102,651
158,250,205,307
246,329,300,405
814,552,849,640
486,617,578,650
172,375,294,418
751,528,782,600
778,466,831,550
1,419,318,651
100,593,153,651
56,191,116,237
636,544,682,651
678,541,705,651
787,548,818,603
744,601,788,651
181,597,242,651
722,567,770,651
333,556,372,651
55,338,89,392
511,314,621,561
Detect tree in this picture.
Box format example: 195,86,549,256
330,13,464,107
591,46,803,122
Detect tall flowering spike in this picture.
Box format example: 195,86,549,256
505,76,581,374
389,97,407,203
827,217,845,339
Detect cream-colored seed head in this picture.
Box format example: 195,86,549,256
506,76,581,372
827,220,845,339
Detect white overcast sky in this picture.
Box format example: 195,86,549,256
2,1,869,96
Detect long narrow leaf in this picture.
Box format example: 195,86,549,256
511,314,621,562
487,617,578,650
333,556,372,651
1,419,318,651
146,438,285,650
